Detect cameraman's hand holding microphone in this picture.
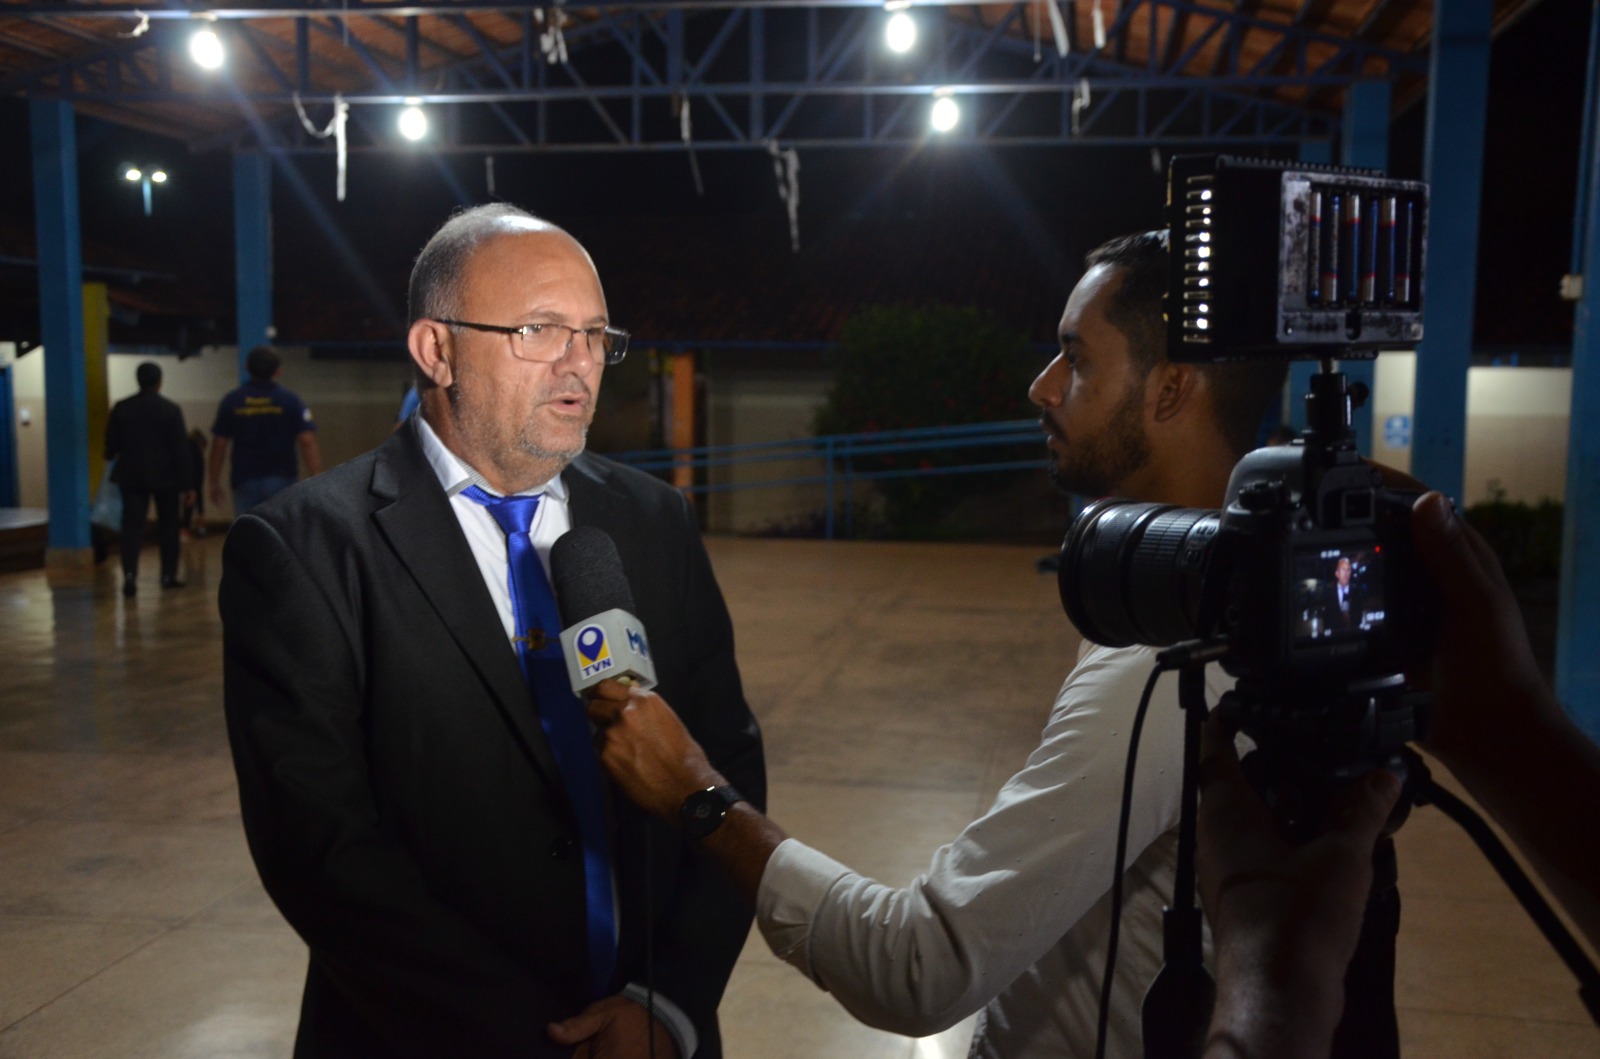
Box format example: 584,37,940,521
586,681,789,903
1196,489,1600,1057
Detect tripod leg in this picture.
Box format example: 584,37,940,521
1331,836,1401,1059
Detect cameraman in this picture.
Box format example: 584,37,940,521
571,231,1285,1056
1196,490,1600,1058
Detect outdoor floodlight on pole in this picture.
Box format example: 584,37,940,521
123,165,168,216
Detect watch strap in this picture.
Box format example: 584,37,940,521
681,784,745,838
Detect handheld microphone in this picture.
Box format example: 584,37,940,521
549,526,658,694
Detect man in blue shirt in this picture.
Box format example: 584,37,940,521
208,345,324,515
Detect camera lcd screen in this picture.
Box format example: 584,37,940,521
1293,546,1387,643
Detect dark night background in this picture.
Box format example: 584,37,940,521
0,0,1591,356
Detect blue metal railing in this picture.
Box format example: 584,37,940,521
608,418,1045,539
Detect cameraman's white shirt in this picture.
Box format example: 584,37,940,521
756,641,1232,1057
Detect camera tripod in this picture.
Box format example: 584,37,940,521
1136,650,1600,1059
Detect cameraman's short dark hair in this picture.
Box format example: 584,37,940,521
135,361,161,390
246,345,281,383
1086,230,1288,459
1085,231,1170,375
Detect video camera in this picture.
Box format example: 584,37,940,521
1060,156,1600,1059
1057,156,1438,821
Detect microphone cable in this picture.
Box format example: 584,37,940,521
1091,637,1226,1059
1092,661,1165,1059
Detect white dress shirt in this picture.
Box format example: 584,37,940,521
414,416,699,1057
756,641,1232,1058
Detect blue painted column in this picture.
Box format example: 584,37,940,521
1557,0,1600,740
1413,0,1490,504
233,151,273,382
1297,139,1333,165
1340,79,1391,456
30,99,91,558
0,363,17,507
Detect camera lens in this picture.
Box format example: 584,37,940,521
1058,498,1220,648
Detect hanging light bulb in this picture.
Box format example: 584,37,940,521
398,100,428,142
930,94,960,133
886,11,916,53
189,27,224,70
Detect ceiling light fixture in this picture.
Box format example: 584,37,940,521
885,3,916,53
189,27,224,70
398,100,428,142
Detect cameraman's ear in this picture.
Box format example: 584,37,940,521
1150,361,1199,424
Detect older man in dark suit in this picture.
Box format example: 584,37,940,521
220,204,764,1058
105,361,194,596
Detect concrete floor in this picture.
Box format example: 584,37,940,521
1,533,1596,1057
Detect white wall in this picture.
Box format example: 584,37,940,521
704,370,833,535
5,343,1573,520
9,344,413,515
1370,353,1572,506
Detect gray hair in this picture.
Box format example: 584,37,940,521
407,203,564,326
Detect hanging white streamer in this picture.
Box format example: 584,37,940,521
1092,1,1106,49
540,7,569,63
118,10,149,39
1045,0,1070,57
768,140,801,254
679,95,704,197
1071,78,1091,135
293,92,350,202
1032,0,1042,62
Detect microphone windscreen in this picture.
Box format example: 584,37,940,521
550,526,637,626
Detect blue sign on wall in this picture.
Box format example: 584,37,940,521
1383,414,1413,449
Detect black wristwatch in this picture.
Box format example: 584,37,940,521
680,785,745,839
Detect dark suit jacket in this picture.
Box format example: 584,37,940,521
1319,580,1363,632
220,421,765,1058
106,389,192,491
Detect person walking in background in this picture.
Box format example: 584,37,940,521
208,345,324,516
106,361,194,596
182,428,209,538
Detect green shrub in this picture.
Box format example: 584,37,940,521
1463,486,1564,582
814,305,1038,536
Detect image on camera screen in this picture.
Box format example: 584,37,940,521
1293,546,1387,643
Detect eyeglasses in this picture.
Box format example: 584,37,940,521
435,318,630,366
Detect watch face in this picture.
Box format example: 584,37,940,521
681,786,740,838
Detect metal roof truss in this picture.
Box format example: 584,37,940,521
0,1,1428,152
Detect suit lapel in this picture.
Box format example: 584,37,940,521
369,424,568,798
563,453,629,544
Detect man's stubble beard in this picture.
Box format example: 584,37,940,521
445,371,590,480
1044,377,1152,498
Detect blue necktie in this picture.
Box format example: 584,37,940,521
461,485,617,998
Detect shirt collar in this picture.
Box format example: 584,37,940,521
414,414,568,502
